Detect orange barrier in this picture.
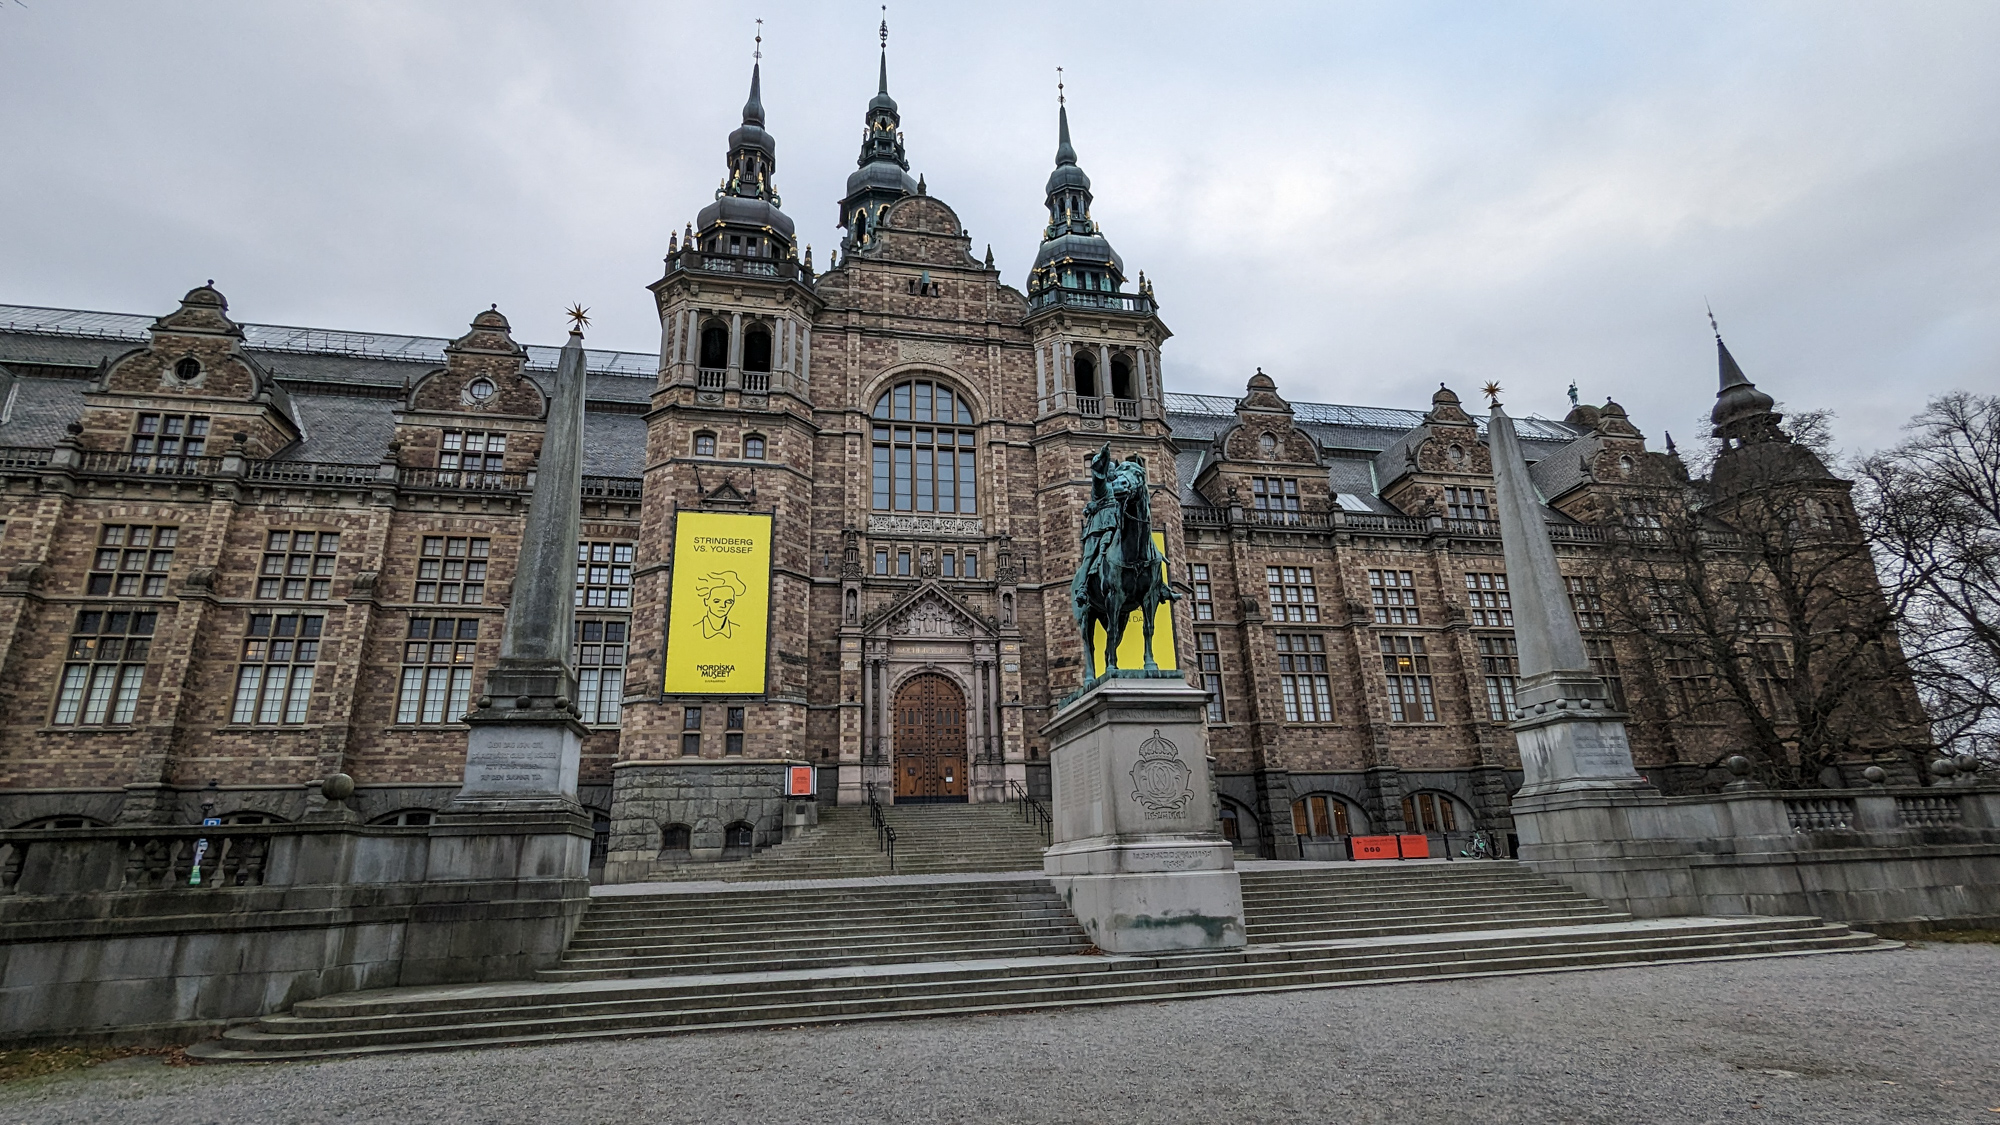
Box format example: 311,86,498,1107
1397,833,1430,859
1349,834,1399,860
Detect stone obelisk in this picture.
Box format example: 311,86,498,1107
449,313,591,812
1487,392,1653,801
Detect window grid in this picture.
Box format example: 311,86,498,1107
1379,635,1436,722
1264,565,1319,623
53,609,156,726
1477,635,1520,722
396,617,479,724
1251,478,1301,520
1402,792,1460,833
1292,795,1352,840
1369,570,1419,625
575,541,634,609
439,430,506,484
258,530,340,600
416,537,489,605
1276,634,1332,723
1445,487,1491,522
1190,563,1215,621
1568,575,1607,630
87,525,177,597
572,619,627,726
231,613,323,724
871,381,976,514
130,413,209,471
1196,632,1223,723
1464,572,1513,627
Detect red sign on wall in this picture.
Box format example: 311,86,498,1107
1397,834,1431,859
1349,834,1399,861
786,765,816,798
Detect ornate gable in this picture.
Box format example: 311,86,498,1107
866,582,992,639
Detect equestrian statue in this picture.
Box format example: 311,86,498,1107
1072,443,1179,682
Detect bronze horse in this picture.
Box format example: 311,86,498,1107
1072,444,1179,680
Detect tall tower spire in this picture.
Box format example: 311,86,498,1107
838,6,917,248
686,26,797,261
1029,74,1126,300
1706,309,1781,445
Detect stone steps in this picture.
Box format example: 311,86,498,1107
650,803,1047,882
192,914,1891,1061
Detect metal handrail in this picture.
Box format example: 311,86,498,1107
1007,779,1054,845
866,784,897,873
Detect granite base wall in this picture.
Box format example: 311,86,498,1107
601,759,814,884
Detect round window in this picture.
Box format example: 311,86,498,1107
466,379,496,402
1448,444,1466,465
1259,433,1277,454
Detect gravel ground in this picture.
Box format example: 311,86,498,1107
3,943,1995,1125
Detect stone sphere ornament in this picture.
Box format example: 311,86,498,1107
516,695,533,710
1862,765,1887,785
320,773,356,803
1955,754,1979,775
1724,755,1752,777
1930,758,1958,778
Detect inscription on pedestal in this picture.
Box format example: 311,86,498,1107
1571,724,1634,773
463,728,575,796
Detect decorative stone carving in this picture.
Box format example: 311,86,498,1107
1129,729,1194,817
898,338,953,365
892,596,969,637
867,514,983,537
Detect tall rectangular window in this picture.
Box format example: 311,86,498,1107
1196,632,1223,723
130,413,209,472
868,416,976,512
575,541,634,609
1379,635,1436,723
53,609,156,725
1369,569,1420,625
258,530,340,600
1586,638,1627,710
1567,575,1607,631
1264,566,1318,622
87,525,177,597
573,619,627,726
415,537,489,604
1477,635,1519,722
1190,564,1215,621
232,613,323,724
1464,572,1512,626
874,548,889,575
1276,633,1332,722
396,617,478,724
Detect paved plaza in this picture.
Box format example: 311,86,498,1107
3,941,1994,1125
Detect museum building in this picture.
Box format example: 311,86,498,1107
0,50,1927,877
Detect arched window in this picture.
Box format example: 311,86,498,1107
870,380,976,514
1219,800,1248,846
743,435,766,460
13,814,106,829
370,809,435,826
660,823,692,860
1110,355,1134,400
221,811,289,826
1074,351,1098,399
721,820,755,860
1291,793,1356,841
693,432,716,457
743,325,772,373
698,322,729,370
1401,790,1467,834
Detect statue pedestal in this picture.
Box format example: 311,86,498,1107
1041,675,1245,953
450,659,587,814
1509,672,1655,801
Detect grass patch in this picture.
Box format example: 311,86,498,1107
0,1046,189,1084
1915,928,2000,944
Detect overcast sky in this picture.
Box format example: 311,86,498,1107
2,1,1995,455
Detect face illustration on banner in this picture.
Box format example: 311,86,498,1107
694,571,745,639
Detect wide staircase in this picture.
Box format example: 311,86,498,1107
662,802,1048,882
194,859,1891,1060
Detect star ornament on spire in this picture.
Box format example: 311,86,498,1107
565,304,591,332
1482,381,1504,405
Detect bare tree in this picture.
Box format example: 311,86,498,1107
1855,392,2000,765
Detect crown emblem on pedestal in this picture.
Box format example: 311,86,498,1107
1129,728,1193,817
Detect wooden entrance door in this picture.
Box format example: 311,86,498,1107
894,673,968,803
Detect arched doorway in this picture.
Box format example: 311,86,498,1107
894,673,967,803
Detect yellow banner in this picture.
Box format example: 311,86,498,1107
664,511,772,695
1088,531,1179,678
